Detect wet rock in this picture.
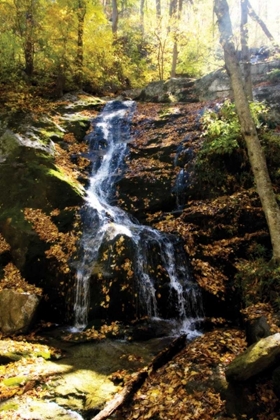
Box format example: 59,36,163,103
225,333,280,382
0,400,83,420
0,289,41,334
245,316,271,345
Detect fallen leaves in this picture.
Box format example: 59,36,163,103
192,259,227,298
24,208,59,243
241,303,280,334
117,328,246,420
61,321,122,342
0,234,11,254
0,339,62,403
0,263,42,296
24,208,78,274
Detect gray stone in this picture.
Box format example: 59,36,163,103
0,289,41,334
195,59,280,102
138,78,196,102
195,69,230,100
0,130,21,162
225,333,280,382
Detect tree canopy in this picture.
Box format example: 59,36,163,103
0,0,278,95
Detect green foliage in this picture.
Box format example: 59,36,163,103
192,100,248,196
261,130,280,183
0,0,228,93
235,254,280,311
192,100,269,197
176,35,217,77
200,100,267,156
267,69,280,83
201,101,241,155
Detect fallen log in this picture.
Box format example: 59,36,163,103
91,370,148,420
150,334,187,372
91,334,187,420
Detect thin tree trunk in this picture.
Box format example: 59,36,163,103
112,0,118,34
14,0,35,78
169,0,177,17
140,0,145,33
171,42,178,77
24,5,34,77
169,0,180,78
24,21,34,76
156,0,161,19
240,0,253,100
76,0,86,85
248,0,279,48
214,0,280,263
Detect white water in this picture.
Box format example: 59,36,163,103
73,100,203,334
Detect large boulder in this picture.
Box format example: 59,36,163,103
0,289,41,334
138,78,197,103
225,333,280,382
0,98,93,325
195,59,280,103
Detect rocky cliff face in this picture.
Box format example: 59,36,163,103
117,102,272,321
0,94,104,327
0,65,280,331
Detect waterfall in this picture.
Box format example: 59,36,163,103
73,100,203,335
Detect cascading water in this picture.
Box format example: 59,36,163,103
73,100,203,335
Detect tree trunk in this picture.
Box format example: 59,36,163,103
76,0,86,86
156,0,161,19
240,0,253,100
248,0,279,48
112,0,118,34
14,0,36,78
24,4,35,77
171,41,178,77
140,0,145,33
169,0,177,17
169,0,181,78
214,0,280,264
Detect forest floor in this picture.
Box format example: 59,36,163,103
114,305,280,420
0,307,280,420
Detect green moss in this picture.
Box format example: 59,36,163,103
40,129,64,141
3,376,27,387
267,69,280,83
0,401,19,411
48,166,84,197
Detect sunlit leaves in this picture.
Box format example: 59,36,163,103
0,263,42,296
0,234,11,254
62,321,122,342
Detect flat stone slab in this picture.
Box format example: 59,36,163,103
0,399,84,420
